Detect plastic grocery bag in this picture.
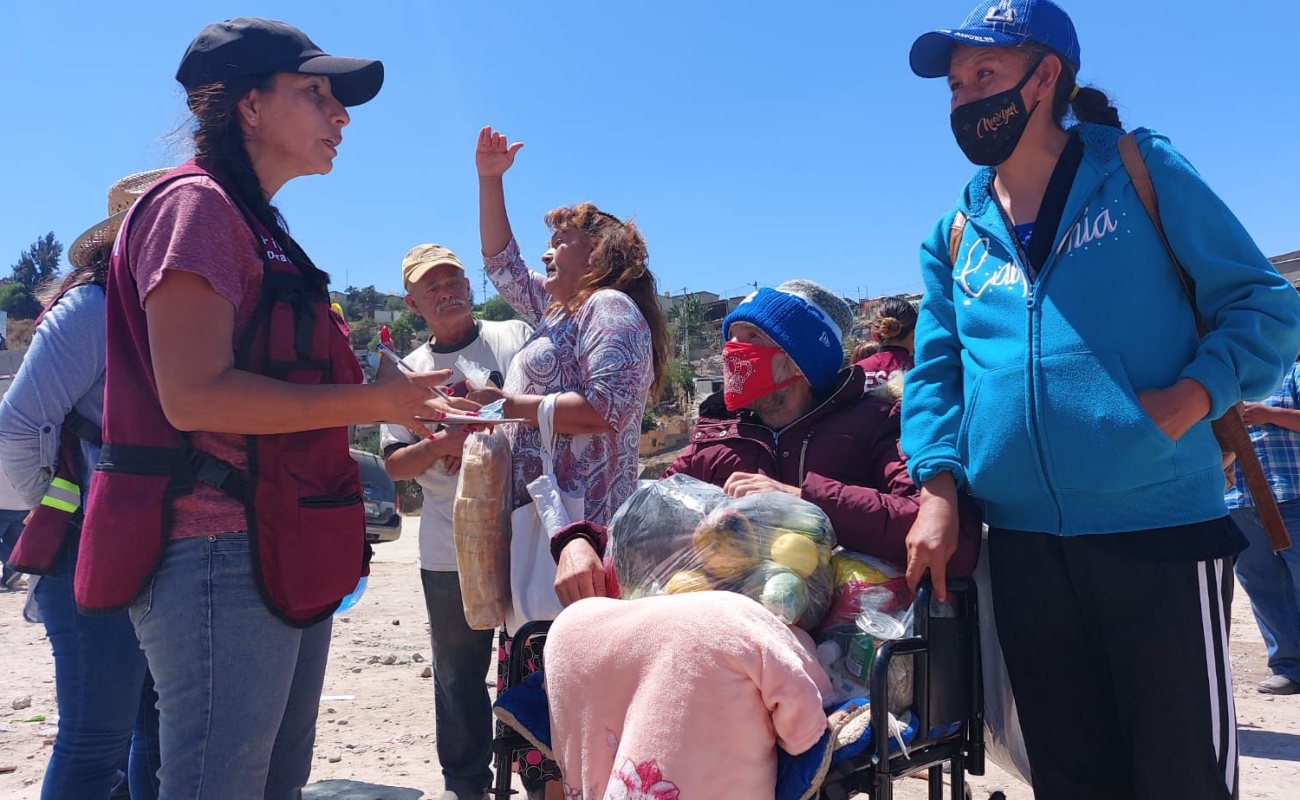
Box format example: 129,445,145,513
815,568,915,714
607,474,836,629
505,394,582,635
974,536,1032,785
453,429,513,630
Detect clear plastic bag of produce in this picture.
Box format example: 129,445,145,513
452,429,512,630
607,474,836,630
815,552,914,712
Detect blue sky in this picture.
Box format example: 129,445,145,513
3,0,1298,304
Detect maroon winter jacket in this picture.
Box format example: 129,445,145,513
856,345,914,392
664,366,979,576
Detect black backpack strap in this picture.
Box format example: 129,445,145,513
97,443,251,503
64,409,103,448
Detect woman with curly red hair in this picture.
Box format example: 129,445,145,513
475,125,670,798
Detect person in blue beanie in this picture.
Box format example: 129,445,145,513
899,2,1300,798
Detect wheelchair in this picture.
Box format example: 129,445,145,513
492,579,985,799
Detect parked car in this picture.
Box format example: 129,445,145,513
350,448,401,544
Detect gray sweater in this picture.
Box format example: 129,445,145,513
0,284,105,508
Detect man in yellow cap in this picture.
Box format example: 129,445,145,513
379,244,531,800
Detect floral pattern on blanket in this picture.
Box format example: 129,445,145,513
563,754,681,800
606,758,681,800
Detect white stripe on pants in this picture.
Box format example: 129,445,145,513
1198,558,1238,797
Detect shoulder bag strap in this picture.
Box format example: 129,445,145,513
1118,132,1290,552
948,212,968,267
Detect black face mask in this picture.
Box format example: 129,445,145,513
950,62,1042,167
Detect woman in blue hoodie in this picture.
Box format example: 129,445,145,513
900,2,1300,798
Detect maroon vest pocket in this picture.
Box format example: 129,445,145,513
12,422,98,576
9,507,74,576
250,439,365,623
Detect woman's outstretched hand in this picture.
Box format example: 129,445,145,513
373,356,475,433
476,126,523,179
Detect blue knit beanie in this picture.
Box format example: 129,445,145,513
723,285,848,394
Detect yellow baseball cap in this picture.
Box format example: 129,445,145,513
402,244,464,290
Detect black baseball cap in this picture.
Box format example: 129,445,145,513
176,18,384,107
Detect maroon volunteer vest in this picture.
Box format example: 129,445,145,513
7,411,99,575
76,159,366,626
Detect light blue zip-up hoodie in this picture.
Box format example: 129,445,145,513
902,123,1300,535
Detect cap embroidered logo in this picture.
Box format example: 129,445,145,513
986,1,1016,23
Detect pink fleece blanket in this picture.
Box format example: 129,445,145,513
544,591,831,800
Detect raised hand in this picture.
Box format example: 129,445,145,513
476,126,524,179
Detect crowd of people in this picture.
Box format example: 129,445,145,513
2,2,1299,799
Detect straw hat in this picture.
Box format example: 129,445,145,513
68,168,174,268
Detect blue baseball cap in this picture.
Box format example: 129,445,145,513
909,0,1081,79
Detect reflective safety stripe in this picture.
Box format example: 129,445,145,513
41,477,81,513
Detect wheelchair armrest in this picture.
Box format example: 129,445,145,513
869,636,923,768
506,620,554,685
867,577,978,769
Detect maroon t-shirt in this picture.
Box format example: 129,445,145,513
128,176,264,539
856,346,914,392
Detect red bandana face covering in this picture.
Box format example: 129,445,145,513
722,341,801,411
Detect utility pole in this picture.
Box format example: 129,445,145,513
681,286,690,361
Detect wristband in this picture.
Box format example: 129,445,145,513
550,521,608,564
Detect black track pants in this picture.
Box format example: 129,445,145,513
988,528,1238,800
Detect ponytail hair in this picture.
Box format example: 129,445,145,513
868,295,918,345
1068,85,1122,128
1021,43,1123,130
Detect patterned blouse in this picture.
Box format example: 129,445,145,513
484,238,654,526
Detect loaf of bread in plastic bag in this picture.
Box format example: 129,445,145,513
453,429,512,629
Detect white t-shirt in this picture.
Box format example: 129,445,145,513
380,319,532,571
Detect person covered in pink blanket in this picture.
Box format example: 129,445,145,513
541,281,981,800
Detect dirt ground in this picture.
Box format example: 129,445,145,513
2,518,1297,799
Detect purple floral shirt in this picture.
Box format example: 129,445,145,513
485,238,653,525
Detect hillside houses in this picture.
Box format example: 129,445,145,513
1272,251,1300,288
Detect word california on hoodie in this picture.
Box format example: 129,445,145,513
902,122,1300,537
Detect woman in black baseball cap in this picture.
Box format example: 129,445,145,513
175,17,384,108
76,19,465,800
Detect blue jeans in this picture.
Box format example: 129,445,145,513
421,569,495,797
1231,501,1300,683
0,508,24,582
35,544,160,800
131,532,332,800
